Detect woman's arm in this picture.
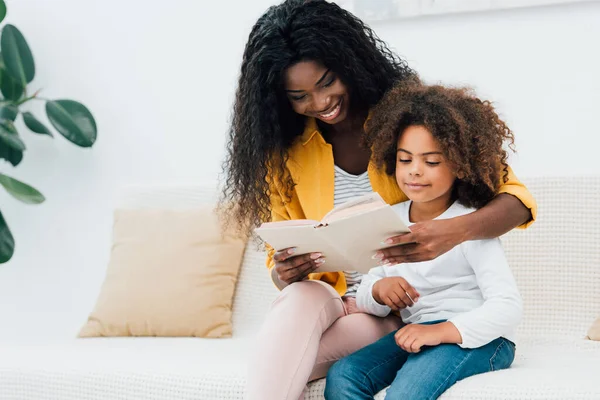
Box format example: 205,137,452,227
459,193,531,241
375,166,536,264
377,194,528,264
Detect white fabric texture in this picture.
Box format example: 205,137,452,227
357,200,522,348
333,164,373,297
0,177,599,399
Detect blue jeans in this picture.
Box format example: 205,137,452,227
324,321,515,400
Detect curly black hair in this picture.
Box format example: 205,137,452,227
219,0,417,233
365,83,515,209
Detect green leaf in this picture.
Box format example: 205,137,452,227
0,119,25,151
0,68,23,100
0,119,24,166
22,112,52,136
0,104,17,121
0,209,15,264
0,1,6,25
0,50,25,101
1,24,35,86
0,140,23,166
46,100,96,147
0,173,45,204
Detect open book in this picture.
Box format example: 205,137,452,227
255,193,410,274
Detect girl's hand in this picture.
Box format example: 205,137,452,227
372,277,420,310
273,248,325,284
374,218,467,264
395,322,462,353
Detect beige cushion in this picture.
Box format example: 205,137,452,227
588,317,600,341
79,206,246,338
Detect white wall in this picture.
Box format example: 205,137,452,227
0,0,598,342
371,1,600,177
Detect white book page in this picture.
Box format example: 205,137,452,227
258,219,318,228
321,192,387,225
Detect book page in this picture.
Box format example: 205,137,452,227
254,224,352,272
319,204,410,273
258,219,319,228
321,192,387,225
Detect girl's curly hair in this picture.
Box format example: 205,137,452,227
364,83,515,209
219,0,417,233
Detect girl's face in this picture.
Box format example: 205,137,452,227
283,60,350,125
395,125,456,206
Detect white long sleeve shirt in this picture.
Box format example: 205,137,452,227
356,200,523,348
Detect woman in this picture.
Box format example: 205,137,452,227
219,1,536,399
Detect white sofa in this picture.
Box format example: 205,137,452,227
0,176,599,400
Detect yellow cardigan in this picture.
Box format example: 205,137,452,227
266,118,537,295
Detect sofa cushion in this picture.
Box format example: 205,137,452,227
0,338,251,400
0,336,599,400
79,207,246,338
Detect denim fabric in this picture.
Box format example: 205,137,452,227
324,321,515,400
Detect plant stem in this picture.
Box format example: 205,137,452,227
15,89,46,106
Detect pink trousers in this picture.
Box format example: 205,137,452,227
245,280,403,400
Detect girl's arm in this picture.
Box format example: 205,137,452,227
447,239,523,348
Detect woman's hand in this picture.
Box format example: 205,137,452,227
273,248,325,285
374,218,467,265
372,277,420,310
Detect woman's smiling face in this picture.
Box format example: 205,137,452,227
284,60,351,125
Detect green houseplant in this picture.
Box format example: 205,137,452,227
0,0,97,263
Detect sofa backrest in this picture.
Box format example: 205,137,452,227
231,245,279,337
501,176,600,338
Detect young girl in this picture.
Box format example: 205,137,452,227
324,83,523,400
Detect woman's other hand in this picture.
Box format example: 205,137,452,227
273,248,325,285
374,218,466,264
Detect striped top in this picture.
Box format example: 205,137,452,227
333,165,374,297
